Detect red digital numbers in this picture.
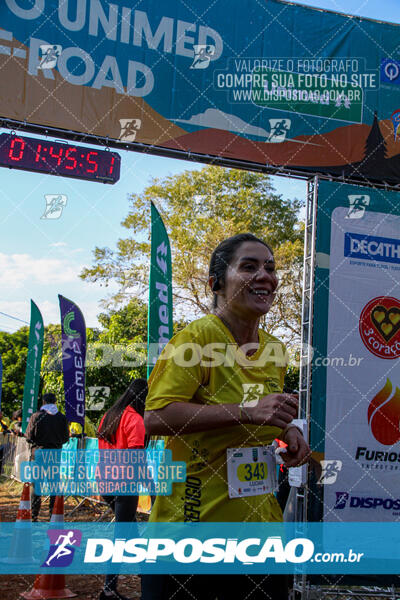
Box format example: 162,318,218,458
109,156,115,175
35,144,42,162
86,151,99,173
9,137,25,161
1,133,119,183
49,145,64,166
64,147,77,170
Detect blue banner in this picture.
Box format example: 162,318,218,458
20,449,186,496
0,522,400,575
344,232,400,264
58,295,86,427
2,0,400,182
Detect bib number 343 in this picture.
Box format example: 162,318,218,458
227,446,277,498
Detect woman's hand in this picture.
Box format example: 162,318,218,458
280,427,311,468
248,393,298,428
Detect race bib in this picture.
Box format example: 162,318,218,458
226,446,277,499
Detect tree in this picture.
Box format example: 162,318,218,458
97,297,148,342
0,328,29,416
81,166,304,342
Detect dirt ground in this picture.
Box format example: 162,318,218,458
0,477,142,600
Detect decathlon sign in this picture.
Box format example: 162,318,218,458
344,232,400,264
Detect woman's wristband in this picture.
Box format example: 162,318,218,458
281,422,303,440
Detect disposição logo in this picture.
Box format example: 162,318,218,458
42,529,82,567
334,492,400,511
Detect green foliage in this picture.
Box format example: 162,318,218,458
283,365,300,392
0,327,29,416
86,299,148,413
81,166,304,341
97,298,147,343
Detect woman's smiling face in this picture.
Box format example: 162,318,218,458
217,241,278,319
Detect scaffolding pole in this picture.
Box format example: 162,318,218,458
292,176,318,599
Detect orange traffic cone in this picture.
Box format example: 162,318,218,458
50,495,65,524
2,482,35,564
21,496,76,599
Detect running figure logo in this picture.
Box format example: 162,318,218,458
87,386,110,411
41,194,67,220
39,45,62,69
335,93,351,109
42,529,82,567
119,119,142,142
241,384,264,407
346,194,370,219
190,45,215,69
317,460,342,485
267,119,291,143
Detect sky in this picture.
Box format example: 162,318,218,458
1,0,398,334
289,0,398,22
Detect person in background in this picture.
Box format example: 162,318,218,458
97,378,147,600
10,409,23,436
0,410,10,476
69,415,96,438
0,411,10,433
25,393,69,521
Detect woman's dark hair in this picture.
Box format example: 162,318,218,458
209,233,273,308
97,378,148,445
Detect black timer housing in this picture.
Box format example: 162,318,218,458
0,133,121,184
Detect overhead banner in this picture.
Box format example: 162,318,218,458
22,300,44,434
310,180,400,523
147,202,173,377
2,1,400,183
59,294,86,427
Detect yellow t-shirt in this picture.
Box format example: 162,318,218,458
146,314,288,523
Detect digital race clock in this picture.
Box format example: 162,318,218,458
0,133,121,184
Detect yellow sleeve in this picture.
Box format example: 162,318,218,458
146,324,209,411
